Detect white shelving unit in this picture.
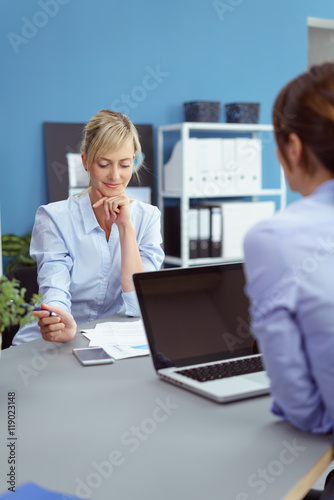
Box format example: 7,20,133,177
157,122,286,267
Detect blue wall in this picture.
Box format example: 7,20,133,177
1,0,334,240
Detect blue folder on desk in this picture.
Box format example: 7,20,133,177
133,262,270,403
0,483,79,499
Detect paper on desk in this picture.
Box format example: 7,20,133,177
98,343,150,360
81,319,150,360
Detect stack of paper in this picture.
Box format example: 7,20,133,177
81,319,150,360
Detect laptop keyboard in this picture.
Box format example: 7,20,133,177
176,356,264,383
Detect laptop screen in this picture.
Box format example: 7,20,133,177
133,263,255,370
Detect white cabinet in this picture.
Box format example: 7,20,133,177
157,122,286,267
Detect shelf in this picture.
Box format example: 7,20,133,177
161,189,284,199
159,122,274,133
158,122,285,268
163,256,243,267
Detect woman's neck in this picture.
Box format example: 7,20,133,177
299,168,334,196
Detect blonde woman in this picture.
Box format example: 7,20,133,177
13,110,164,344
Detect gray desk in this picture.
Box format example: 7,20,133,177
0,316,332,500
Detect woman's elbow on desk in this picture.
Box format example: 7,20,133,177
271,399,333,434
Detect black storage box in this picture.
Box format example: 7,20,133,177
184,101,220,122
225,102,260,123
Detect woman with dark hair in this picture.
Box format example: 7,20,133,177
243,63,334,496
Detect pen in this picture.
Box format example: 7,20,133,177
33,307,61,318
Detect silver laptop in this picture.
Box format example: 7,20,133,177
133,262,270,403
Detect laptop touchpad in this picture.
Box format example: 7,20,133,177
245,372,270,386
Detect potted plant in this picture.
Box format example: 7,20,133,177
0,276,42,350
1,233,36,274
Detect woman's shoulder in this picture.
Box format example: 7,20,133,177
244,194,332,264
247,196,318,239
36,194,86,220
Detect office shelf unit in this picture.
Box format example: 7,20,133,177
157,122,287,267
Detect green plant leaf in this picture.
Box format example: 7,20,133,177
2,233,35,274
1,234,30,256
0,276,43,333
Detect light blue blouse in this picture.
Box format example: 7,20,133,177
243,179,334,433
13,192,164,345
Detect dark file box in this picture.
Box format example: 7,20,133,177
194,203,222,258
164,206,199,259
164,204,222,260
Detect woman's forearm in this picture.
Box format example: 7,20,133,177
118,223,144,292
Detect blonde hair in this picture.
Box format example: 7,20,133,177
80,109,142,182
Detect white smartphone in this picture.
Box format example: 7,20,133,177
73,347,115,366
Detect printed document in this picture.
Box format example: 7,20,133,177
80,319,149,360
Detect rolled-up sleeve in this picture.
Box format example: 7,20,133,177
137,205,164,271
121,290,140,317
